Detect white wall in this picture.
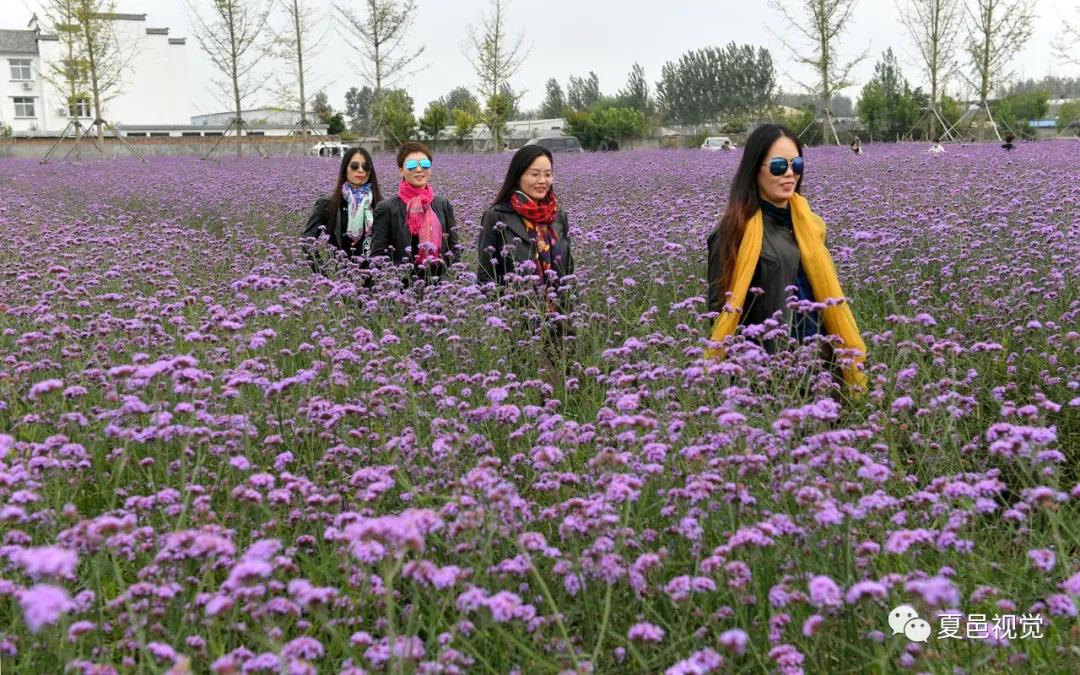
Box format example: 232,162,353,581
1,14,193,135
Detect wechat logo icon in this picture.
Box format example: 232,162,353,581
889,605,931,643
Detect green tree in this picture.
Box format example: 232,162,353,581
616,63,653,116
1057,99,1080,131
993,90,1049,137
857,81,888,140
564,106,648,150
939,93,964,130
439,86,481,116
857,49,927,140
345,85,374,133
656,43,777,124
382,88,416,144
327,112,346,135
539,78,566,118
567,71,601,111
451,108,479,143
419,101,451,143
311,90,334,124
484,92,514,148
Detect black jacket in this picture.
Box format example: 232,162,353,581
706,201,803,335
302,195,372,271
476,202,574,285
371,195,459,267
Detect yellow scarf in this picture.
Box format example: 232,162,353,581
707,193,868,391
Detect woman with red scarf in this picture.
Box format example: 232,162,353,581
477,145,574,297
371,142,459,277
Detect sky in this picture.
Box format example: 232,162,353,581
8,0,1079,120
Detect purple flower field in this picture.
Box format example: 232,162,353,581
0,143,1078,673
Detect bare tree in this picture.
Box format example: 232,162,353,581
186,0,273,157
1053,6,1080,68
37,0,90,124
464,0,530,151
41,1,133,148
897,0,963,138
336,0,423,144
266,0,329,131
768,0,866,144
963,0,1034,104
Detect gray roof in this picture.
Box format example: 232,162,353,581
0,29,38,55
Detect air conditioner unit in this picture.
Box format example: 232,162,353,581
56,106,68,116
21,82,34,91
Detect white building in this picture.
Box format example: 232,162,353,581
0,12,192,136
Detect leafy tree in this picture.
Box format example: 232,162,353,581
498,82,521,120
485,92,514,148
564,106,648,150
465,0,529,150
992,90,1049,137
857,49,925,140
382,89,416,144
1057,99,1080,131
539,78,566,118
439,86,481,116
419,102,451,142
617,63,652,115
656,43,777,124
311,90,334,124
451,108,479,143
327,113,346,135
345,86,374,133
939,93,965,130
567,71,601,111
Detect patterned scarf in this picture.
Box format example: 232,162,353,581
510,190,560,278
342,182,373,251
397,180,442,266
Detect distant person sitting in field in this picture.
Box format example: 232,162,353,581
850,138,863,155
302,146,382,274
706,123,868,393
928,138,945,154
1001,134,1015,151
371,142,459,280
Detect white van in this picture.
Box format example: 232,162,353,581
701,136,735,151
310,141,348,158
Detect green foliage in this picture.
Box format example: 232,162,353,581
939,94,965,132
857,49,927,141
563,106,649,150
485,92,514,148
615,63,653,117
344,86,374,134
451,108,479,143
567,72,601,111
381,89,416,145
419,102,451,142
656,43,777,124
771,106,818,144
310,90,334,125
1057,100,1080,130
539,78,566,119
326,113,346,136
439,87,481,117
993,90,1050,138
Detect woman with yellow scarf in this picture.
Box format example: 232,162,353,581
706,124,868,392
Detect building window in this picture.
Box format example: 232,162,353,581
69,96,91,118
9,59,32,81
13,97,35,118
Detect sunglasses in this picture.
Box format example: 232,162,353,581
403,158,432,171
765,157,804,176
349,161,369,172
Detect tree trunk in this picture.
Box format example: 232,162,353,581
294,0,306,126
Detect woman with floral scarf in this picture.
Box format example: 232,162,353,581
302,146,382,274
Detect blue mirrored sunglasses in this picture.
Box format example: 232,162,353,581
404,158,432,171
767,156,804,176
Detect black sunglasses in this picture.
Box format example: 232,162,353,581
765,156,804,176
349,161,369,172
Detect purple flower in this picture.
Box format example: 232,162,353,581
11,546,79,580
1028,548,1056,573
808,575,842,608
628,622,665,643
718,628,749,656
18,584,75,633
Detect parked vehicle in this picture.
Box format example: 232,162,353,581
701,136,736,151
525,136,584,153
310,141,348,157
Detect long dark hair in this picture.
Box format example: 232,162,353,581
711,123,803,296
492,145,554,206
328,147,382,236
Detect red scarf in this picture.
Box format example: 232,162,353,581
510,191,561,310
397,180,443,265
